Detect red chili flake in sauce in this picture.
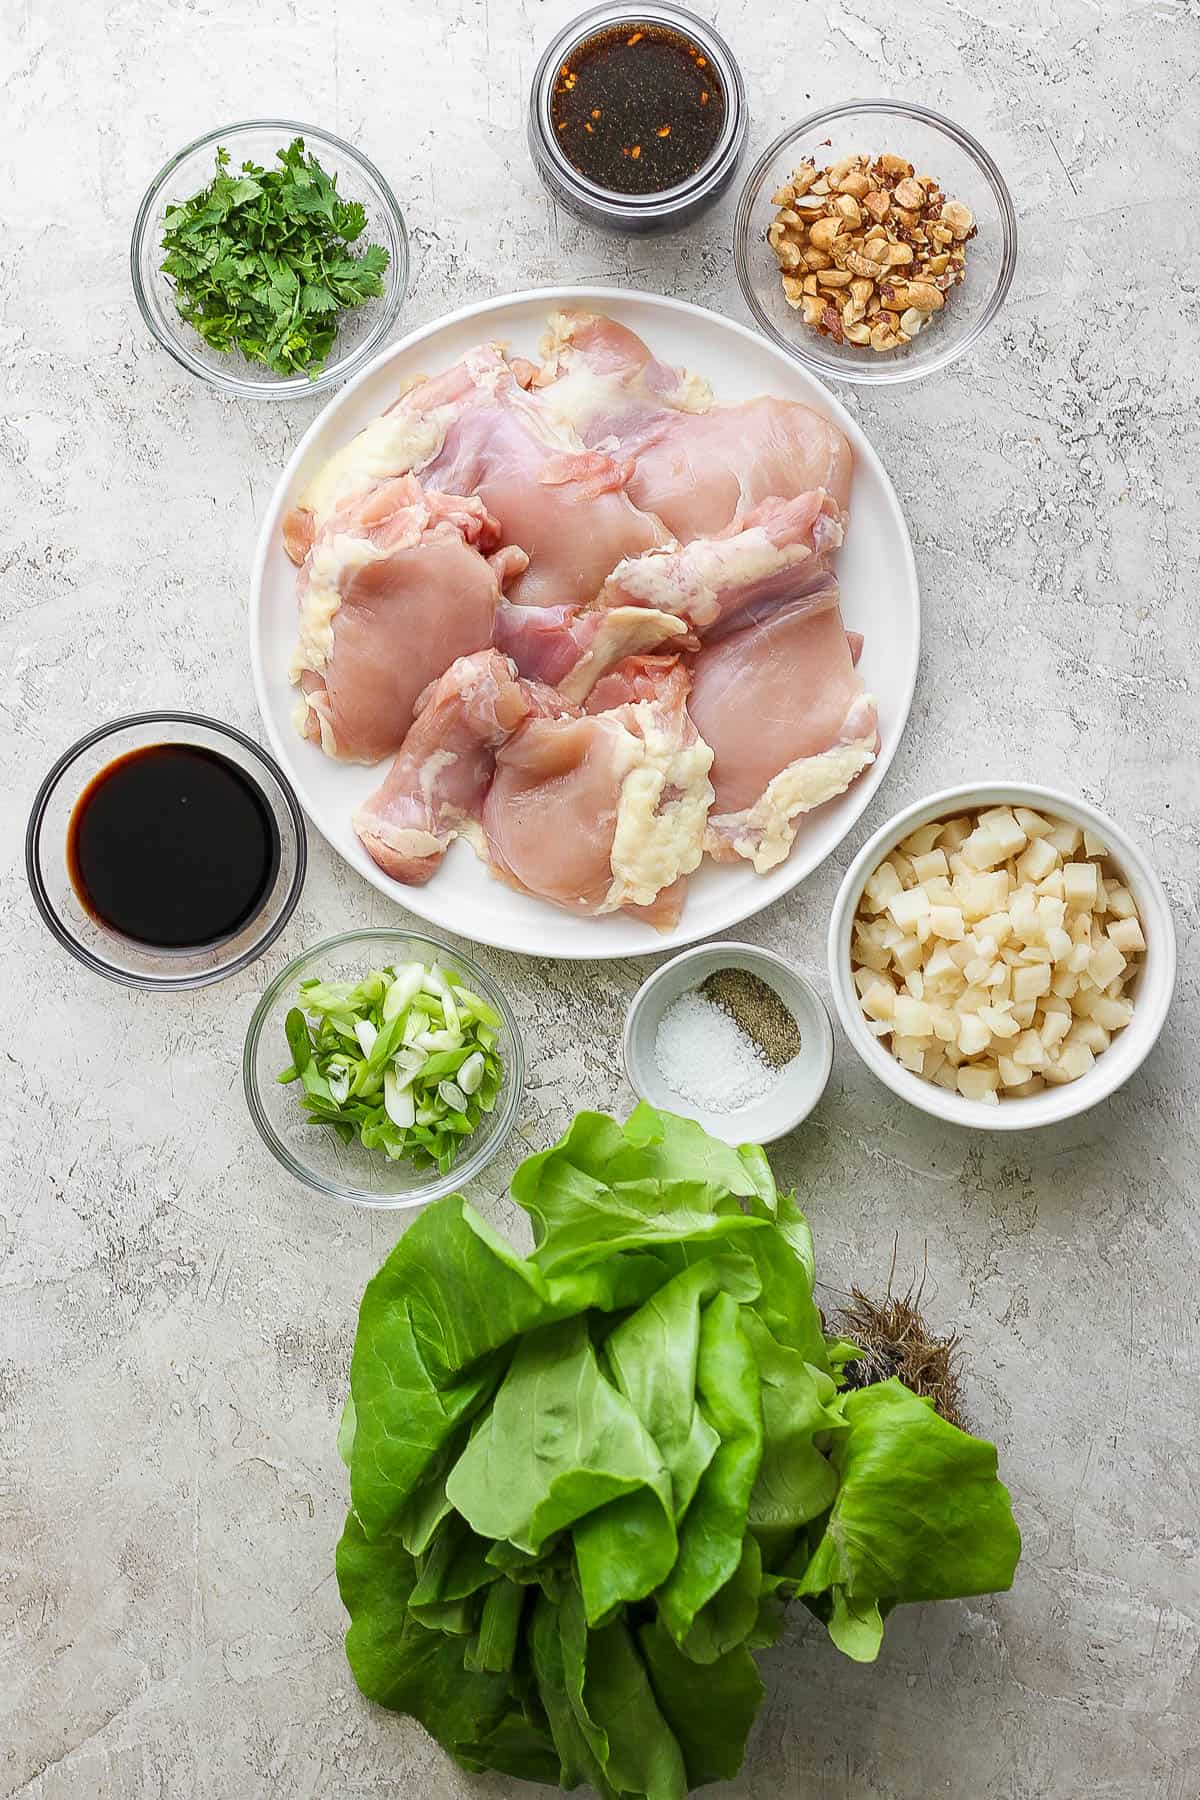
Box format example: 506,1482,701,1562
550,21,725,195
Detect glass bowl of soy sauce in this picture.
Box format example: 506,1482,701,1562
26,713,307,990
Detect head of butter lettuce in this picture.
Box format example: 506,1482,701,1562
336,1105,1020,1797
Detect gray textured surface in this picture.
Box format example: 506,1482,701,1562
3,0,1199,1795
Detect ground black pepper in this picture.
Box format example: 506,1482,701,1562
700,967,802,1069
550,22,725,196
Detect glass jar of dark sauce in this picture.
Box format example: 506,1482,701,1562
529,3,747,233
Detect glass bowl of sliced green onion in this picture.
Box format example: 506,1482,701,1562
243,929,525,1208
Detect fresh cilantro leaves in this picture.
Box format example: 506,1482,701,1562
159,138,390,379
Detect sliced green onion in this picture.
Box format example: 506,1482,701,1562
384,1068,416,1128
278,958,506,1176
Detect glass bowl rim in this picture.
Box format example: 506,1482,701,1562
734,97,1018,386
130,116,410,399
242,926,528,1210
25,709,308,991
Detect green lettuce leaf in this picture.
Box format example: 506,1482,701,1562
513,1105,771,1275
603,1256,760,1517
656,1290,763,1650
349,1195,666,1540
787,1378,1021,1658
639,1618,764,1787
558,1580,687,1800
743,1315,843,1534
446,1315,677,1620
336,1511,558,1783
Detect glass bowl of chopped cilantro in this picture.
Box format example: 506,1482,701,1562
132,120,408,397
244,930,526,1208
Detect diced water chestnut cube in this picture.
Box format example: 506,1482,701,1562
1016,837,1058,884
958,1065,1000,1101
894,995,934,1036
894,936,924,974
1053,1041,1096,1082
979,1005,1020,1039
1041,1009,1071,1047
957,871,1010,920
911,849,949,882
936,816,973,850
930,904,965,941
962,827,1009,871
1107,917,1145,954
1088,940,1127,989
861,980,896,1022
1009,889,1038,940
1046,821,1083,857
1063,861,1099,908
953,985,989,1015
928,943,964,986
1037,894,1067,933
887,887,931,929
932,1007,959,1042
1012,964,1052,1002
1045,926,1073,962
1015,806,1053,838
1012,1029,1046,1069
1090,995,1135,1032
901,823,944,857
862,859,903,912
1106,884,1137,920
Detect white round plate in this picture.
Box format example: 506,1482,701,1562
250,286,919,960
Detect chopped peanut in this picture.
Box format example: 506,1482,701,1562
767,151,976,352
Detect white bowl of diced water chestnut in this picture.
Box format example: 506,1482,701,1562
827,784,1176,1130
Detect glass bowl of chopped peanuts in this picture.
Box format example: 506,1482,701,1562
734,100,1017,384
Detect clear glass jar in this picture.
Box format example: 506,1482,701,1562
528,2,748,234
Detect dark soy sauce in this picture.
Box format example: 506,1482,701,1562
550,22,726,196
67,744,280,949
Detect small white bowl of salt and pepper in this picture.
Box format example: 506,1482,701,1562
623,943,833,1145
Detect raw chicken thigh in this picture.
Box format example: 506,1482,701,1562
275,311,881,928
533,312,854,541
289,475,520,764
483,659,713,927
493,490,842,698
687,578,879,873
420,349,671,609
353,651,563,885
283,342,669,615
